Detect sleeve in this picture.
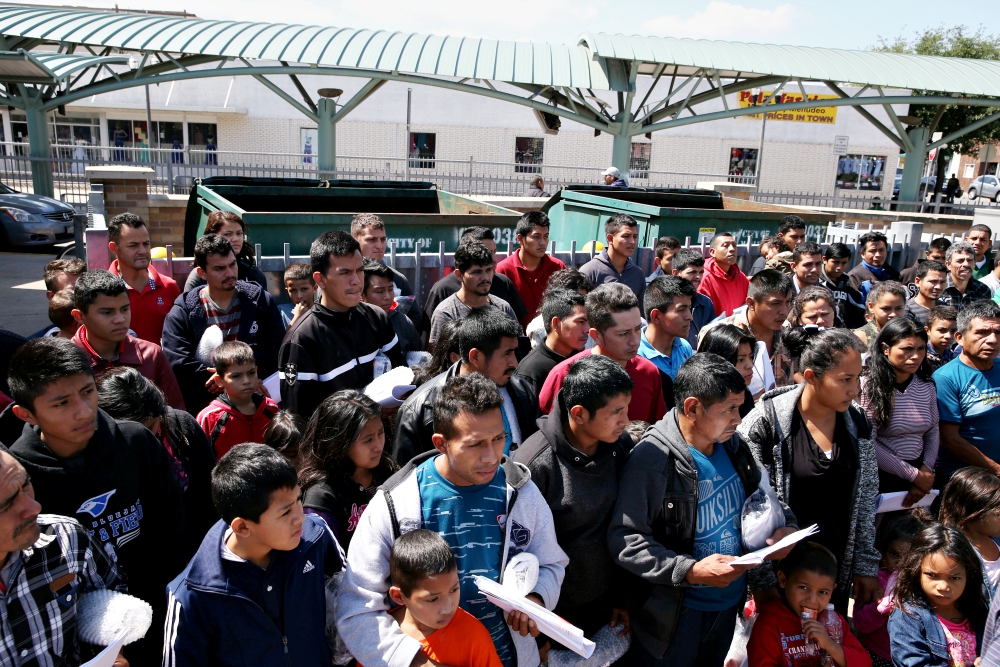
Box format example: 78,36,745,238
745,613,783,667
257,292,285,379
378,311,405,369
648,369,667,422
521,484,569,610
852,414,882,579
391,399,429,465
469,617,504,667
428,309,449,346
153,348,187,411
161,302,207,378
737,410,783,591
278,337,323,420
888,608,934,667
537,367,564,415
77,523,127,593
182,268,201,292
852,598,888,635
141,426,192,569
501,278,528,324
838,615,874,667
923,386,941,471
982,596,1000,667
873,440,919,482
162,590,211,667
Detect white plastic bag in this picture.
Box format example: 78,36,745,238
740,473,785,552
724,605,757,667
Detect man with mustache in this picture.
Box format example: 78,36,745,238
162,234,283,413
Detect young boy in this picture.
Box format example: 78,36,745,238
164,443,344,666
748,542,870,667
49,286,80,338
279,262,317,328
926,305,959,371
363,259,422,355
197,341,279,459
386,529,502,667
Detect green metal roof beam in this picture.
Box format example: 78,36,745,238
638,73,788,127
928,109,1000,152
251,72,318,122
823,81,907,151
331,77,385,122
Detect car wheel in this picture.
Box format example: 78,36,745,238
994,190,1000,203
969,188,978,200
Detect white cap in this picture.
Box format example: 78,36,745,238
602,166,620,177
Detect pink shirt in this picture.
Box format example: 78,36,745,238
938,615,977,666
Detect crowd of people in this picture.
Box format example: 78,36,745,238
4,207,1000,667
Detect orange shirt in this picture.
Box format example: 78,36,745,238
363,608,503,667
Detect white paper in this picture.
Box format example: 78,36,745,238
81,629,128,667
364,366,416,408
747,340,775,396
875,489,939,514
262,371,282,403
729,524,820,566
475,576,596,659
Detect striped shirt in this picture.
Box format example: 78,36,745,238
857,375,940,482
200,287,240,341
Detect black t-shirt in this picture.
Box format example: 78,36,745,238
514,344,567,394
740,387,755,419
421,272,528,332
302,466,393,549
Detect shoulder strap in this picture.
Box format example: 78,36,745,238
382,489,401,540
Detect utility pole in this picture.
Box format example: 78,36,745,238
405,87,412,181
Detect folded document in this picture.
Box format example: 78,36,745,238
364,366,416,408
729,524,820,566
875,489,939,514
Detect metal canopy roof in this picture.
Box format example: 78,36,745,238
0,50,127,83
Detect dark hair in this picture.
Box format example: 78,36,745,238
586,283,639,335
516,211,550,238
213,341,256,376
212,443,299,524
298,390,396,489
866,280,907,307
414,319,463,385
459,307,521,364
747,269,793,302
968,223,992,238
284,262,314,283
96,366,165,424
390,529,457,596
698,323,758,365
73,269,127,315
915,259,947,280
362,258,394,293
791,241,822,263
541,289,586,334
783,327,865,379
194,233,235,270
562,354,634,416
876,513,922,554
454,241,494,273
605,213,637,236
43,258,87,292
862,317,933,429
894,522,987,632
350,212,385,236
654,236,681,260
8,337,93,411
957,299,1000,335
203,210,255,267
107,211,146,243
710,232,735,248
787,286,836,328
928,305,958,327
264,411,305,459
543,268,594,294
311,230,361,276
672,248,705,273
433,373,503,440
48,287,77,329
459,226,494,244
859,231,888,253
673,353,746,410
778,215,806,235
778,541,838,581
644,275,696,321
823,242,852,260
928,237,953,254
761,235,789,254
946,241,976,264
939,467,1000,531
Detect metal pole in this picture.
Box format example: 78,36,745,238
145,85,153,163
405,88,412,181
317,97,336,177
755,95,769,193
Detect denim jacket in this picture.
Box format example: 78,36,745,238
889,602,984,667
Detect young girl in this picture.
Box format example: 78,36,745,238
854,514,921,667
938,467,1000,600
264,410,305,469
298,389,398,550
854,281,907,348
697,323,758,412
786,286,838,329
889,522,988,667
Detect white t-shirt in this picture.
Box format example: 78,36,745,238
980,272,1000,297
984,552,1000,590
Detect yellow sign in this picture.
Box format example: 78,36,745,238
738,90,839,124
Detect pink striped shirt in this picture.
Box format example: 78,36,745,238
858,375,939,482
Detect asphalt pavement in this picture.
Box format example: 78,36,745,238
0,248,58,337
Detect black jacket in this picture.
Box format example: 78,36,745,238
161,280,284,414
162,406,220,549
392,362,539,465
421,272,528,333
183,259,268,292
819,271,866,329
278,302,404,419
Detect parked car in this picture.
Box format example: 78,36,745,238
0,182,77,247
967,175,1000,202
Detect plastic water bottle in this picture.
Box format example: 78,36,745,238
820,604,843,645
801,607,817,645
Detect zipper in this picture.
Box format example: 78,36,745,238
283,636,288,654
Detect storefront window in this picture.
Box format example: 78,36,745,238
188,122,218,165
729,147,758,179
631,142,652,179
836,154,887,190
409,132,435,169
514,137,544,173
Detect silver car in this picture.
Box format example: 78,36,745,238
967,175,1000,202
0,181,77,247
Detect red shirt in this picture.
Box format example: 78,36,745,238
197,394,280,459
495,251,566,326
538,348,666,423
110,260,180,344
747,598,872,667
698,257,750,317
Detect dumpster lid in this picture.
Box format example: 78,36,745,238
555,185,725,210
198,176,436,190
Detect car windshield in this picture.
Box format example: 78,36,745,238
0,182,17,194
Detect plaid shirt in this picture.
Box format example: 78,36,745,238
0,515,125,667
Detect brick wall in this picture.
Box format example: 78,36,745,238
97,177,151,224
147,195,188,248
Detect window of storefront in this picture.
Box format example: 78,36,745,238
409,132,435,169
836,154,887,190
514,137,544,173
631,142,652,178
729,147,758,179
187,122,218,165
964,163,976,178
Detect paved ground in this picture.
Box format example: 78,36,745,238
0,248,58,337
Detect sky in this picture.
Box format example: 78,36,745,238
17,0,1000,50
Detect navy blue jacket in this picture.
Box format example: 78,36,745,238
164,515,343,667
161,280,284,413
889,601,984,667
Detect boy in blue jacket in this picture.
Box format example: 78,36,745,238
164,443,344,667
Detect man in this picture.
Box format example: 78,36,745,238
0,449,127,666
71,269,185,409
339,373,567,667
496,211,567,327
790,241,823,293
939,241,993,313
394,308,537,464
671,248,716,348
351,213,418,324
776,215,807,251
523,174,550,197
540,283,666,423
700,269,794,392
429,241,519,346
905,260,947,328
362,259,422,355
421,227,528,332
515,289,589,393
639,276,694,382
162,234,284,414
966,224,994,280
847,231,901,302
278,230,403,419
106,212,180,344
524,268,595,348
698,232,750,317
602,166,627,187
819,242,865,328
934,300,1000,486
28,258,88,339
609,353,797,667
514,354,633,639
981,257,1000,296
646,236,681,284
947,173,961,203
900,236,952,288
580,213,646,303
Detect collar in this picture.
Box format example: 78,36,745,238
861,260,891,279
111,260,159,293
75,325,127,365
600,249,633,274
639,327,679,359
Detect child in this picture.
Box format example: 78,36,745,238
925,305,958,371
298,389,398,550
279,262,316,329
48,286,80,338
164,443,344,666
888,522,987,667
264,410,305,469
382,529,502,667
854,514,922,667
197,341,279,459
748,541,871,666
854,281,907,348
362,258,422,355
938,467,1000,598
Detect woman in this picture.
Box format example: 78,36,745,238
739,327,880,614
184,210,269,291
698,323,759,415
854,280,907,348
96,366,218,548
786,285,837,329
298,390,399,550
857,317,938,505
412,318,463,386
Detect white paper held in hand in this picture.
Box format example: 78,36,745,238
474,576,596,659
363,365,416,408
875,489,939,514
728,524,820,566
80,629,128,667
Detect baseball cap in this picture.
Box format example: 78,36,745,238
602,166,620,177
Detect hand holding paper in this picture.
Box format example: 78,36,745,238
729,524,820,566
875,490,939,514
